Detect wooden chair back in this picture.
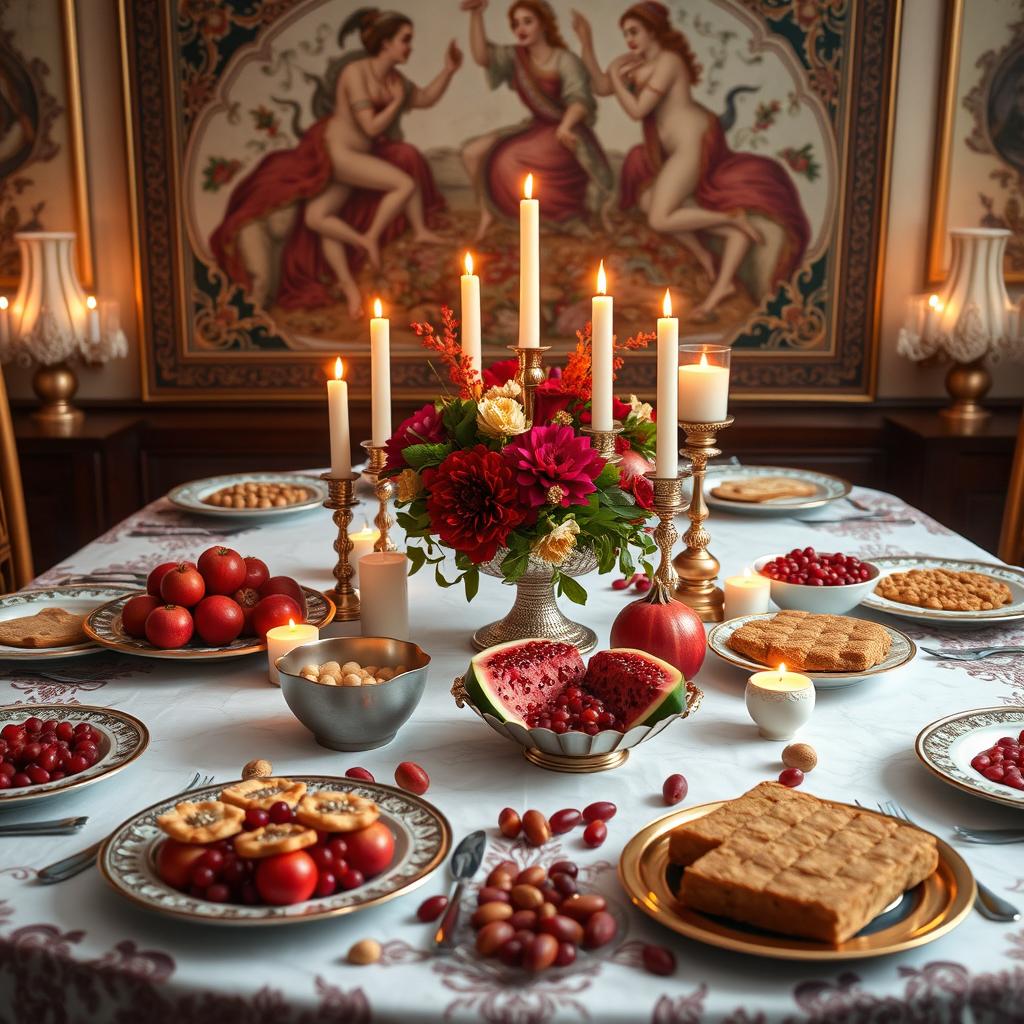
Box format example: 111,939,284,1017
999,409,1024,566
0,365,32,591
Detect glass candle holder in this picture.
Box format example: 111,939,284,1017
678,343,731,423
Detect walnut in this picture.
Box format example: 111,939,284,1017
242,758,273,780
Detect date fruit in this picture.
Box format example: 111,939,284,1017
582,801,616,823
583,910,618,949
548,808,582,834
476,920,515,957
524,933,559,972
583,819,607,847
345,767,375,783
416,894,448,922
662,773,688,805
498,807,522,839
522,809,551,846
394,761,429,795
642,944,677,976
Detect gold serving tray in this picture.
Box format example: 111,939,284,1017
618,799,975,961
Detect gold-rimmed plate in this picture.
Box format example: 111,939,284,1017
167,473,328,520
858,557,1024,627
916,706,1024,811
99,776,451,926
0,704,149,807
707,613,916,688
618,800,974,961
83,588,335,660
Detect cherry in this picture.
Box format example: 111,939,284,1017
338,867,365,890
308,846,334,871
327,837,348,861
268,801,293,824
205,883,231,903
244,807,269,829
198,848,225,872
315,872,337,898
190,865,216,888
779,768,805,788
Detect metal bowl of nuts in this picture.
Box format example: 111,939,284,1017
276,637,430,751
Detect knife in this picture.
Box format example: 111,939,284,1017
434,829,487,950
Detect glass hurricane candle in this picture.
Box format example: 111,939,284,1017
678,343,730,423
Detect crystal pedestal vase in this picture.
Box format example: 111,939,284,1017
472,547,599,652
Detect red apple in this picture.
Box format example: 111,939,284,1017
160,562,206,608
121,593,162,638
193,595,245,645
250,594,303,640
145,605,194,649
258,576,306,619
233,586,261,634
242,556,270,591
197,546,246,595
146,562,178,597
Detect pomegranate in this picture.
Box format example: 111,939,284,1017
609,583,706,679
618,447,654,481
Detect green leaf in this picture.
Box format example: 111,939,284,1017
500,550,530,583
463,567,480,602
595,462,621,488
434,563,456,588
405,545,427,575
557,573,588,606
403,442,452,470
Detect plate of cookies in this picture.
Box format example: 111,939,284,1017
98,774,451,926
707,610,916,687
618,782,974,960
167,473,328,520
701,466,851,518
858,557,1024,627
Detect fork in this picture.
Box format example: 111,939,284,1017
806,515,914,526
920,646,1024,661
0,816,87,837
954,825,1024,844
878,801,1020,922
35,772,214,884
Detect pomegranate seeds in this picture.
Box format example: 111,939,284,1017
0,716,101,787
759,547,872,587
971,736,1024,790
525,688,624,733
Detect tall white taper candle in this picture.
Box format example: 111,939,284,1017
656,289,679,477
590,259,613,431
461,252,482,375
519,174,540,348
327,356,351,476
370,298,391,447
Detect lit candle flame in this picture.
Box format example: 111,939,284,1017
928,294,944,313
86,295,97,311
778,663,786,674
464,251,474,276
0,297,7,311
288,618,296,631
742,567,752,578
596,259,607,296
373,297,383,319
524,173,533,199
662,289,672,318
334,357,344,380
699,352,709,368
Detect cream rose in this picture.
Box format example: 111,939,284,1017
629,394,654,423
476,397,527,438
484,379,522,401
532,519,581,565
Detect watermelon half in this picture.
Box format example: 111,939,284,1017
465,638,685,731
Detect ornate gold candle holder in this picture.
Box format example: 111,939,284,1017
508,344,550,426
320,472,361,621
644,471,685,592
672,417,734,622
360,441,398,553
580,421,623,465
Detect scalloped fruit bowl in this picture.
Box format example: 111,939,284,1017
450,675,703,773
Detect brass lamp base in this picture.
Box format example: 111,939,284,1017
939,358,991,430
32,363,83,429
522,747,629,773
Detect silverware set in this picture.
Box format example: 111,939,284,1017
0,816,87,837
54,570,148,587
954,825,1024,844
921,645,1024,661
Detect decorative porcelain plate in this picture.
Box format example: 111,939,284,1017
699,465,851,518
859,556,1024,627
83,588,335,660
618,800,974,961
707,613,916,688
916,707,1024,810
0,586,132,661
0,704,148,808
99,776,451,926
167,473,328,520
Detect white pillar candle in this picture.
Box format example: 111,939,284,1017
461,252,482,375
359,551,409,640
327,357,351,477
348,520,379,586
590,260,613,431
518,173,540,348
0,297,8,350
723,568,771,619
744,663,815,740
678,354,730,422
655,289,679,477
266,620,320,686
924,294,943,341
370,298,391,446
85,296,100,343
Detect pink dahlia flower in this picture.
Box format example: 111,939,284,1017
384,403,446,473
503,424,605,509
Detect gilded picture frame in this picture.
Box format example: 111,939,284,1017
928,0,1024,285
120,0,901,402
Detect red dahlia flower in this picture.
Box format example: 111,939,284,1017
503,425,605,510
423,446,527,563
385,403,446,473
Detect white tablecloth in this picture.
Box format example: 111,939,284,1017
1,483,1023,1023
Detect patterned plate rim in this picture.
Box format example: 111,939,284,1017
618,799,974,961
915,706,1024,811
0,703,149,806
98,776,452,926
82,587,335,660
702,465,852,512
167,473,328,518
858,557,1024,623
0,585,135,660
707,614,916,681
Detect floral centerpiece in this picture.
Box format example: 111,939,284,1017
383,308,658,650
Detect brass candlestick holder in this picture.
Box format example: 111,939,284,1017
320,471,361,621
580,421,623,465
672,417,734,622
361,441,397,553
508,344,550,426
644,470,685,591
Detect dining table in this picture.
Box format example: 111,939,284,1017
1,478,1022,1024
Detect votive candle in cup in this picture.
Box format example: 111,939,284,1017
359,551,409,640
744,664,814,740
723,568,771,619
266,619,319,686
678,343,730,423
349,519,380,586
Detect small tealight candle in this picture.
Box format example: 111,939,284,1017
359,551,409,640
266,619,319,686
723,568,771,619
349,520,380,586
744,663,814,740
86,296,100,343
